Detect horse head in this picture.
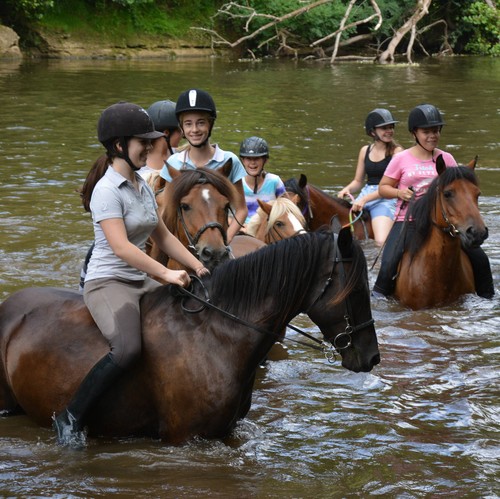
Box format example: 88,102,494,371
161,162,237,271
433,154,488,248
246,197,307,243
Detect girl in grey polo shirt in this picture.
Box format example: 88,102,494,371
53,102,209,448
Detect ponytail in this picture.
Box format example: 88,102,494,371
80,153,110,212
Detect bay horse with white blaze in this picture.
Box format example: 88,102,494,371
0,228,379,444
394,155,488,309
148,162,265,274
285,174,374,240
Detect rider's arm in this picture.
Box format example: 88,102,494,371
339,146,367,198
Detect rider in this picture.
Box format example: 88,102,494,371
140,99,182,181
53,101,210,448
239,136,286,224
159,88,247,243
372,103,494,299
338,109,404,246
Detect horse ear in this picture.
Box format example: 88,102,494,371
168,164,181,179
257,198,272,215
298,174,308,189
467,155,478,170
217,158,233,178
337,226,353,257
435,154,446,176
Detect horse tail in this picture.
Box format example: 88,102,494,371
0,304,23,414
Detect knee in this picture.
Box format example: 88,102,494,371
110,343,142,369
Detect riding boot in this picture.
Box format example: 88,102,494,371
53,353,123,449
464,246,495,298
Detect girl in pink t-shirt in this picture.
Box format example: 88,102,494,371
373,104,493,299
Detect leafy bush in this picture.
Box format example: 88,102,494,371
461,1,500,56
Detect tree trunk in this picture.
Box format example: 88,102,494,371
378,0,433,64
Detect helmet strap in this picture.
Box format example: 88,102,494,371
413,132,436,162
117,137,141,172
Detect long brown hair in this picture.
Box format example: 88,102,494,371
80,153,110,212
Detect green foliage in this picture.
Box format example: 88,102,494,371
461,1,500,56
2,0,54,21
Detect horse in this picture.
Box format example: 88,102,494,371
148,162,265,273
0,228,379,445
245,197,307,244
284,174,374,240
394,155,488,309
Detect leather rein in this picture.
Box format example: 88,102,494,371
175,232,374,364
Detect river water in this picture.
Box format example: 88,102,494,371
0,56,499,498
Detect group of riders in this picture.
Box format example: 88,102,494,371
53,89,494,449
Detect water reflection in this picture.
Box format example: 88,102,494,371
0,57,499,497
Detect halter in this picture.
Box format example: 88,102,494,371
432,185,460,237
175,231,374,364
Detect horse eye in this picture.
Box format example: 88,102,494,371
443,190,453,199
275,221,285,228
180,203,190,212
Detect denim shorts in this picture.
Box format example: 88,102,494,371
355,184,396,219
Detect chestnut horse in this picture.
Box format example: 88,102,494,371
284,174,374,240
148,162,264,273
0,229,379,444
245,197,307,243
394,156,488,309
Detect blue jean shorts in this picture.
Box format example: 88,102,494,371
355,184,396,219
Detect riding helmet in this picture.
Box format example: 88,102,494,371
408,104,445,132
175,89,217,120
239,136,269,158
97,101,164,145
146,100,178,132
364,109,398,136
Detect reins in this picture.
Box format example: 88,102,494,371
174,232,374,364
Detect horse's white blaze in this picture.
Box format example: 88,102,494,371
201,187,211,203
289,213,307,234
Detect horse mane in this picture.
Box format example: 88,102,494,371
246,198,306,236
209,230,366,322
163,168,237,231
407,165,479,257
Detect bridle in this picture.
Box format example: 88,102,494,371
432,186,460,237
175,231,374,364
176,176,230,256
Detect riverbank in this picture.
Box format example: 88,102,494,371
0,23,218,60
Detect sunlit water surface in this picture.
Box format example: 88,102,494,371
0,56,499,498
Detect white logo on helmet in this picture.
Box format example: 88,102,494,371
188,90,198,107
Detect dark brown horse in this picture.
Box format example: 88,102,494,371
0,229,379,444
394,156,487,309
148,162,265,273
285,174,374,240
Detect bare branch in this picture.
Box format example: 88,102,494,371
378,0,433,64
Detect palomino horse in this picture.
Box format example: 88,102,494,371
285,174,374,240
246,197,307,243
0,229,379,444
148,162,264,273
394,155,488,309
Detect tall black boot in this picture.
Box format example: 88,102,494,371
53,353,123,448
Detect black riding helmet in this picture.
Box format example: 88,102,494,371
147,100,178,155
147,100,178,132
365,108,398,137
408,104,445,132
175,89,217,148
97,101,164,171
239,136,269,158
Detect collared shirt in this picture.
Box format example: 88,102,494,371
159,144,246,184
85,166,158,282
